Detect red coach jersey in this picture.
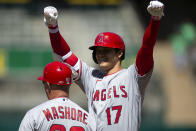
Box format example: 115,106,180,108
19,97,92,131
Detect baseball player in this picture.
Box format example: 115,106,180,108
43,1,164,131
18,61,93,131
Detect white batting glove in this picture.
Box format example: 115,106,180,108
147,1,164,19
44,6,58,27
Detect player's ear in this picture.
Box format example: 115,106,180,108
47,82,52,93
117,50,123,59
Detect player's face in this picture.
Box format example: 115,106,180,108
95,47,122,71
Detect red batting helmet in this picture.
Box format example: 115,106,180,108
37,61,72,85
89,32,125,63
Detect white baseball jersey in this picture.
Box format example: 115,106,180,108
19,97,93,131
47,16,159,131
75,61,152,131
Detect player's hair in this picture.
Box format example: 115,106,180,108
43,81,70,91
50,83,70,89
92,48,125,64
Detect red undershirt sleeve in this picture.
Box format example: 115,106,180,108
48,26,78,67
49,26,70,56
135,18,160,76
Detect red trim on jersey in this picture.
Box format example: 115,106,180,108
105,68,123,76
136,18,160,76
48,25,58,29
64,54,78,66
55,96,69,100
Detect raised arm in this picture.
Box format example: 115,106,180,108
44,6,79,72
136,1,164,76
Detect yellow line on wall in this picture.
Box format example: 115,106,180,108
0,49,6,77
0,0,31,4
